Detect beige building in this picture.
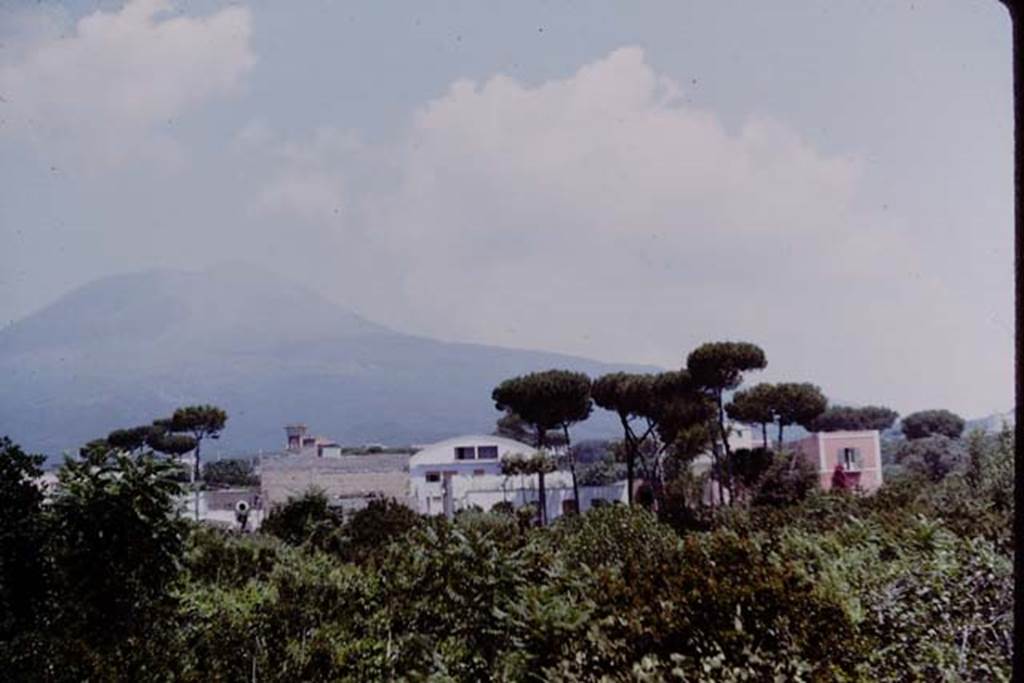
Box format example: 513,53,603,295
260,452,411,512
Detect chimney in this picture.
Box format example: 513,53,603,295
285,424,307,453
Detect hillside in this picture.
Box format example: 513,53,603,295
0,265,656,457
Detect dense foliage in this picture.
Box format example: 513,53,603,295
202,457,259,488
726,382,829,445
901,409,966,440
810,405,900,433
0,420,1012,681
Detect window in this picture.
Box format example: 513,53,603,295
839,447,861,471
425,472,441,483
454,446,475,460
477,445,499,459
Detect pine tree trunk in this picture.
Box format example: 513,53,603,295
621,414,635,506
716,393,733,505
564,425,579,513
535,430,547,526
193,437,202,522
538,470,547,526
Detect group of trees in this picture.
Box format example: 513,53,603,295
491,341,852,516
489,340,985,524
2,410,1013,680
82,405,227,518
809,404,900,433
492,370,593,523
0,364,1012,681
892,408,971,482
0,435,188,678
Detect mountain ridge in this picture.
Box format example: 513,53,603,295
0,265,659,458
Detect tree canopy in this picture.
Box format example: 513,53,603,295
725,383,777,446
647,370,714,456
592,372,657,420
686,341,767,393
493,370,593,516
492,370,592,522
494,410,566,448
809,405,899,432
106,425,157,453
592,372,658,504
725,382,827,446
895,434,968,481
147,431,199,458
901,409,965,440
686,342,766,502
170,405,228,443
492,370,592,442
157,404,228,520
769,382,828,444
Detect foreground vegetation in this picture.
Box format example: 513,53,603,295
0,419,1013,681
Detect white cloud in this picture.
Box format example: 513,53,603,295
248,127,373,222
356,48,874,346
255,170,348,222
0,0,255,172
237,45,999,415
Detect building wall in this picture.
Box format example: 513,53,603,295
319,445,342,458
409,435,630,521
793,431,883,492
175,489,266,530
414,468,628,520
260,454,411,509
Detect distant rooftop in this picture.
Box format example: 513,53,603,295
260,452,409,473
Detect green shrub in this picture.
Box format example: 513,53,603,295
334,497,422,565
895,434,968,481
1,427,1011,681
184,525,289,586
751,450,818,507
260,488,342,547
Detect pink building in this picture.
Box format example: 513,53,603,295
792,430,883,493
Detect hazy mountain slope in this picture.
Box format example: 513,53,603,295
964,409,1015,434
0,265,656,457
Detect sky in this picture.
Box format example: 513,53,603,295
0,0,1014,418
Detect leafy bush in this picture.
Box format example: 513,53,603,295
490,500,516,515
1,427,1012,681
184,525,290,585
17,447,189,679
576,452,627,486
334,497,422,565
751,450,818,507
895,434,967,481
260,488,342,547
0,438,49,676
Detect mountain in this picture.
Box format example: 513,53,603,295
965,409,1015,434
0,264,657,459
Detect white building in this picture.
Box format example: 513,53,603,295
260,452,411,512
409,435,628,520
689,424,760,475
